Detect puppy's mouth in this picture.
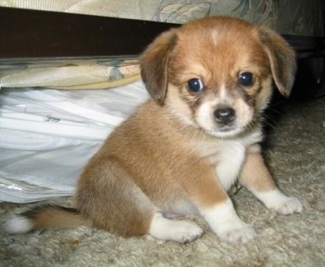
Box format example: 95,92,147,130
207,124,246,138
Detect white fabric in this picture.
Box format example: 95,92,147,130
0,81,149,203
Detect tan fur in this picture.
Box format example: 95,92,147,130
239,144,277,192
5,17,300,243
27,207,91,230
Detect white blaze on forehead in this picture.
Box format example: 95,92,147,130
210,28,219,47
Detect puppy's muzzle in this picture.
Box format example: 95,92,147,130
214,106,236,125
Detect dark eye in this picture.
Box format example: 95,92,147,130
238,72,254,86
187,78,204,93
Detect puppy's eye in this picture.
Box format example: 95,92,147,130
187,78,204,93
238,72,254,86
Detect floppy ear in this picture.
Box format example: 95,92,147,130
257,27,297,97
140,29,177,105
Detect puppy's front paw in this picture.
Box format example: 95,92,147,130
270,196,303,215
149,213,203,243
256,190,303,215
202,199,256,244
217,221,256,244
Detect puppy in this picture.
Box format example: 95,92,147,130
4,16,302,243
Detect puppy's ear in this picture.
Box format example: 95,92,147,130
257,27,297,97
140,29,177,105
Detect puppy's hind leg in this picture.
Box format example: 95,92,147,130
77,158,202,242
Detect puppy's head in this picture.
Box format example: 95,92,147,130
140,17,296,138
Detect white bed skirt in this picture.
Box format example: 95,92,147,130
0,81,148,203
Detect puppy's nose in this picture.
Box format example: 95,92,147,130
214,107,236,125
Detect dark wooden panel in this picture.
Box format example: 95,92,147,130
0,7,179,58
283,35,325,55
0,7,324,59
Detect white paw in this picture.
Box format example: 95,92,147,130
202,199,255,244
217,221,256,244
255,190,303,215
149,213,203,243
270,196,303,215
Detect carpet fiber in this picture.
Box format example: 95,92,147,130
1,97,324,267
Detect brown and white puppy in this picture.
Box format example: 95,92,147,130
3,17,302,243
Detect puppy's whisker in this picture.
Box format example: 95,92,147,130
262,115,280,130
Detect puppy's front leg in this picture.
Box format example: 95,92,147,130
188,164,255,243
239,145,302,215
201,198,256,244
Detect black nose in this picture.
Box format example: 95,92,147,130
214,107,236,125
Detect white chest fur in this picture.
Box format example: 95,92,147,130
215,140,246,191
215,131,262,191
191,130,263,191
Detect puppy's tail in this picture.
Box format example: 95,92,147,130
3,206,91,234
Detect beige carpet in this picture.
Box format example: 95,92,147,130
1,97,324,267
